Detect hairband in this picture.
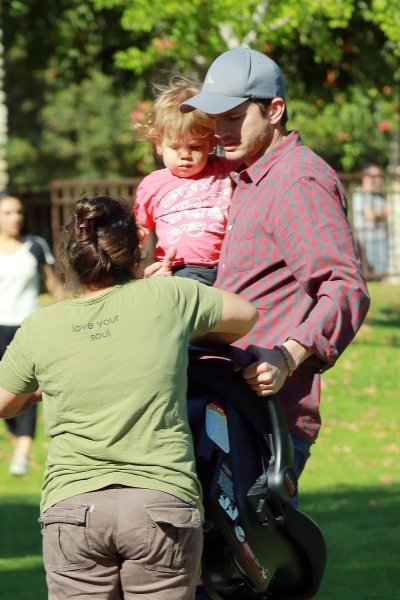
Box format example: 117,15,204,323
76,218,96,234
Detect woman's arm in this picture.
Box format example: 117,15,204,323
42,264,64,300
0,387,34,419
193,290,258,345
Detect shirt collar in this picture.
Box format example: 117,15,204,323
236,130,303,185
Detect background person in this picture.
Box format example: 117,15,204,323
134,76,238,286
0,192,62,476
351,164,389,277
0,194,257,600
178,48,370,493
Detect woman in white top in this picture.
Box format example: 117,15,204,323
0,192,62,475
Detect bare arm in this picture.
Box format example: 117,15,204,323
0,387,34,419
137,229,157,277
192,290,258,345
42,264,64,300
144,246,176,278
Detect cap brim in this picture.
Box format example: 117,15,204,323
180,92,248,115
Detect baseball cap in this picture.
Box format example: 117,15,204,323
180,48,286,115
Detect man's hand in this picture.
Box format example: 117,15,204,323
242,345,290,396
144,247,177,278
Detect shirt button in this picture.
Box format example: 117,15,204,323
227,225,232,231
222,264,225,269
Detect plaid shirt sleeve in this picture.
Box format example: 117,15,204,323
271,175,370,369
216,132,370,442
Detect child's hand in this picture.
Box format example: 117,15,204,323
144,247,176,278
138,226,149,247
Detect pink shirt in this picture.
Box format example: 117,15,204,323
135,157,235,266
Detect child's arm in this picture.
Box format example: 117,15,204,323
134,177,157,275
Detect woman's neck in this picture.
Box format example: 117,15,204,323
78,285,115,300
0,232,23,253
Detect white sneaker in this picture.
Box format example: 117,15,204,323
9,452,29,476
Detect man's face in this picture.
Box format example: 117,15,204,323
212,101,273,166
364,167,384,194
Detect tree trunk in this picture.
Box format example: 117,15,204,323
0,27,9,192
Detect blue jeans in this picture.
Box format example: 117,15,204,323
290,434,312,508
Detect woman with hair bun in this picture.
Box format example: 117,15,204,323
0,194,257,600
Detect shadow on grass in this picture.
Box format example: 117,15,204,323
0,499,46,599
1,487,399,600
0,499,41,559
366,305,400,329
302,484,400,599
0,564,46,600
354,337,400,348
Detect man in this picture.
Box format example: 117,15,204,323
179,47,370,483
149,48,369,487
352,164,388,277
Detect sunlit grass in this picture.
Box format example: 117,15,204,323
301,281,400,599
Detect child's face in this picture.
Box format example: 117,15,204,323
157,133,214,178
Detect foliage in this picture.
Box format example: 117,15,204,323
3,0,147,187
8,72,153,185
290,85,396,171
92,0,400,172
93,0,400,75
2,0,400,186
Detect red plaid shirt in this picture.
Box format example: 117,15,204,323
215,131,370,443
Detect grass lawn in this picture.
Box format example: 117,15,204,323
301,282,400,599
1,281,399,599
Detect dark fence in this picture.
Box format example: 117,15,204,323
50,178,142,249
18,173,397,282
19,189,53,245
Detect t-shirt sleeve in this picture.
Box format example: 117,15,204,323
28,235,55,267
187,280,223,337
152,277,223,338
0,319,38,393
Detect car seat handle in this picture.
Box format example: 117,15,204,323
189,345,298,508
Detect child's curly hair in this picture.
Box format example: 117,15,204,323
133,75,216,149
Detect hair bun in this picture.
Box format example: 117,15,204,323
76,218,97,234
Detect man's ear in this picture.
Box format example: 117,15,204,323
269,98,286,124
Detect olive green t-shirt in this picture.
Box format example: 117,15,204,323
0,277,222,515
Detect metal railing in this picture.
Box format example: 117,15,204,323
17,172,400,282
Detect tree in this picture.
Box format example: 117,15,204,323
92,0,400,172
0,27,8,191
3,0,400,187
3,0,145,187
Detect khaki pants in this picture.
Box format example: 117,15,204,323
38,486,203,599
